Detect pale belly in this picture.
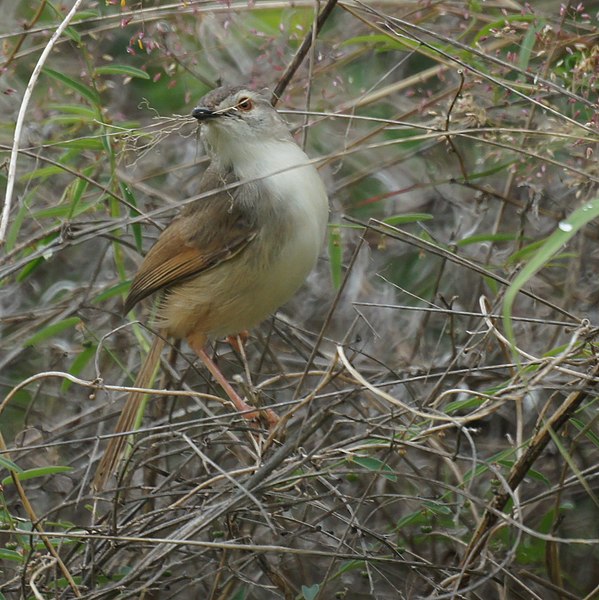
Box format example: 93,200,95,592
160,206,325,340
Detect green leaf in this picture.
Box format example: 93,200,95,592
444,395,486,413
93,280,131,304
328,224,343,290
44,114,96,126
17,253,52,282
33,200,96,219
349,455,397,482
335,560,365,577
67,166,94,218
421,500,452,515
54,138,104,150
46,2,81,44
503,197,599,352
518,22,541,74
24,317,81,347
43,68,100,106
0,456,22,473
71,10,100,21
63,26,81,45
61,345,96,393
396,509,426,530
47,103,99,118
462,448,517,483
455,160,516,182
342,34,392,46
301,584,320,600
19,165,64,182
5,190,36,252
2,466,73,487
495,460,550,485
95,65,150,79
570,418,599,447
383,213,433,226
457,232,520,247
507,239,550,264
0,549,23,562
483,275,499,295
546,427,597,502
120,182,143,252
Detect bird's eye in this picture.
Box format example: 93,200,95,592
237,97,253,111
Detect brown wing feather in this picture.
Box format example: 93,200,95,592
124,166,258,313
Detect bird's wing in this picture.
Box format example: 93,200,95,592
124,166,258,313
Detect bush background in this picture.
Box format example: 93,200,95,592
1,0,598,598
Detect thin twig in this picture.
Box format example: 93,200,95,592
271,0,338,105
0,436,82,597
456,361,599,591
0,0,86,245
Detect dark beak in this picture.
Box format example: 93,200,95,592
192,107,218,120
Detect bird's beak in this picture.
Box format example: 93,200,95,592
192,107,219,121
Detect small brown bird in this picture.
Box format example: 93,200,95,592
93,86,329,490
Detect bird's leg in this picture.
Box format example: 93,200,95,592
226,330,249,353
187,332,278,428
227,331,254,391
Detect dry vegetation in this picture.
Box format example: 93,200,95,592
1,0,599,598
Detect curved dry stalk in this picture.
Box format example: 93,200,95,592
1,0,86,245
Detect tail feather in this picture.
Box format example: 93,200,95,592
92,334,166,491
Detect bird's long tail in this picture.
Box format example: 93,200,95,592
93,334,166,491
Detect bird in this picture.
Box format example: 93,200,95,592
93,85,329,490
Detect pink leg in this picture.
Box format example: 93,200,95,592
188,336,278,428
226,330,249,354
